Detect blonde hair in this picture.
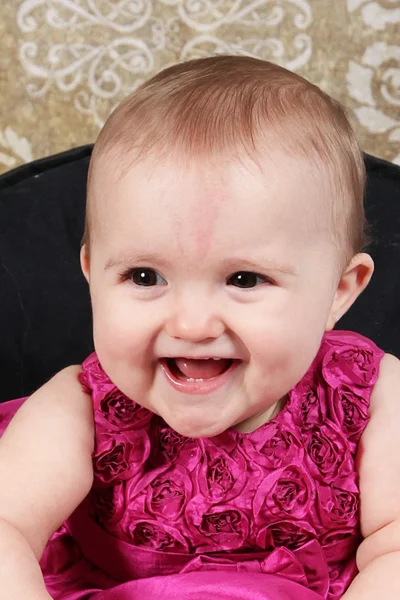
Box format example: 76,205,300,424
84,55,367,264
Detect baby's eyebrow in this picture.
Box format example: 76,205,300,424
104,252,168,271
219,258,297,277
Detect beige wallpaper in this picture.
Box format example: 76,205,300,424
0,1,399,174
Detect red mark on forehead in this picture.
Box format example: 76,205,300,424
173,174,225,263
193,196,222,258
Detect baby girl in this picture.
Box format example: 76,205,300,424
0,55,399,600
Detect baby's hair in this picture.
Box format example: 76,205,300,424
84,55,367,266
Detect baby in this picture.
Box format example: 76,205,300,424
1,55,400,600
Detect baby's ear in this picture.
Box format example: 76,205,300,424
80,244,90,283
326,253,374,331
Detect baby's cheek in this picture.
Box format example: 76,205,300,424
93,310,123,346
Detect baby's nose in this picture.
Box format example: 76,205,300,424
164,295,224,342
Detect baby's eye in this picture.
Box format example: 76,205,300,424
128,268,167,287
227,271,269,289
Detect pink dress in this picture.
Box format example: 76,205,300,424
0,331,384,600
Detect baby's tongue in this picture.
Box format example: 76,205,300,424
175,358,229,379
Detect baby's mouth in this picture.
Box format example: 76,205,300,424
165,357,233,381
159,357,240,395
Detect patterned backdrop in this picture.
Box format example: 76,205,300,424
0,1,399,174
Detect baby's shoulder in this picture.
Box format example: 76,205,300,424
369,351,400,413
359,349,400,463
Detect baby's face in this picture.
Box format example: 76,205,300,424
83,150,341,437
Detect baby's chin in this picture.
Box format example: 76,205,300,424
161,411,236,439
166,406,282,438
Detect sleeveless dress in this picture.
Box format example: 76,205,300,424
0,331,384,600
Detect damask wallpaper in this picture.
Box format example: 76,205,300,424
0,1,399,174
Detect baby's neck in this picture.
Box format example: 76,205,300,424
233,396,286,434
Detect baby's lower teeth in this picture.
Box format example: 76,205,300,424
187,377,204,382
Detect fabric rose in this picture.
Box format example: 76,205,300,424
93,430,150,484
158,427,186,458
89,482,125,526
317,483,359,529
320,528,359,565
79,354,112,394
195,439,247,502
304,423,351,483
328,386,369,443
148,423,201,472
322,338,381,389
186,497,249,552
256,519,316,551
290,378,328,429
242,422,303,470
253,465,315,520
148,424,187,468
146,465,191,521
96,389,152,431
124,519,189,552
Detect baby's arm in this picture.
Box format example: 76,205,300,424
0,366,94,599
342,353,400,599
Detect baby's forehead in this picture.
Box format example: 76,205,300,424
91,148,334,252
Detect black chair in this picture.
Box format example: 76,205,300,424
0,147,399,403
